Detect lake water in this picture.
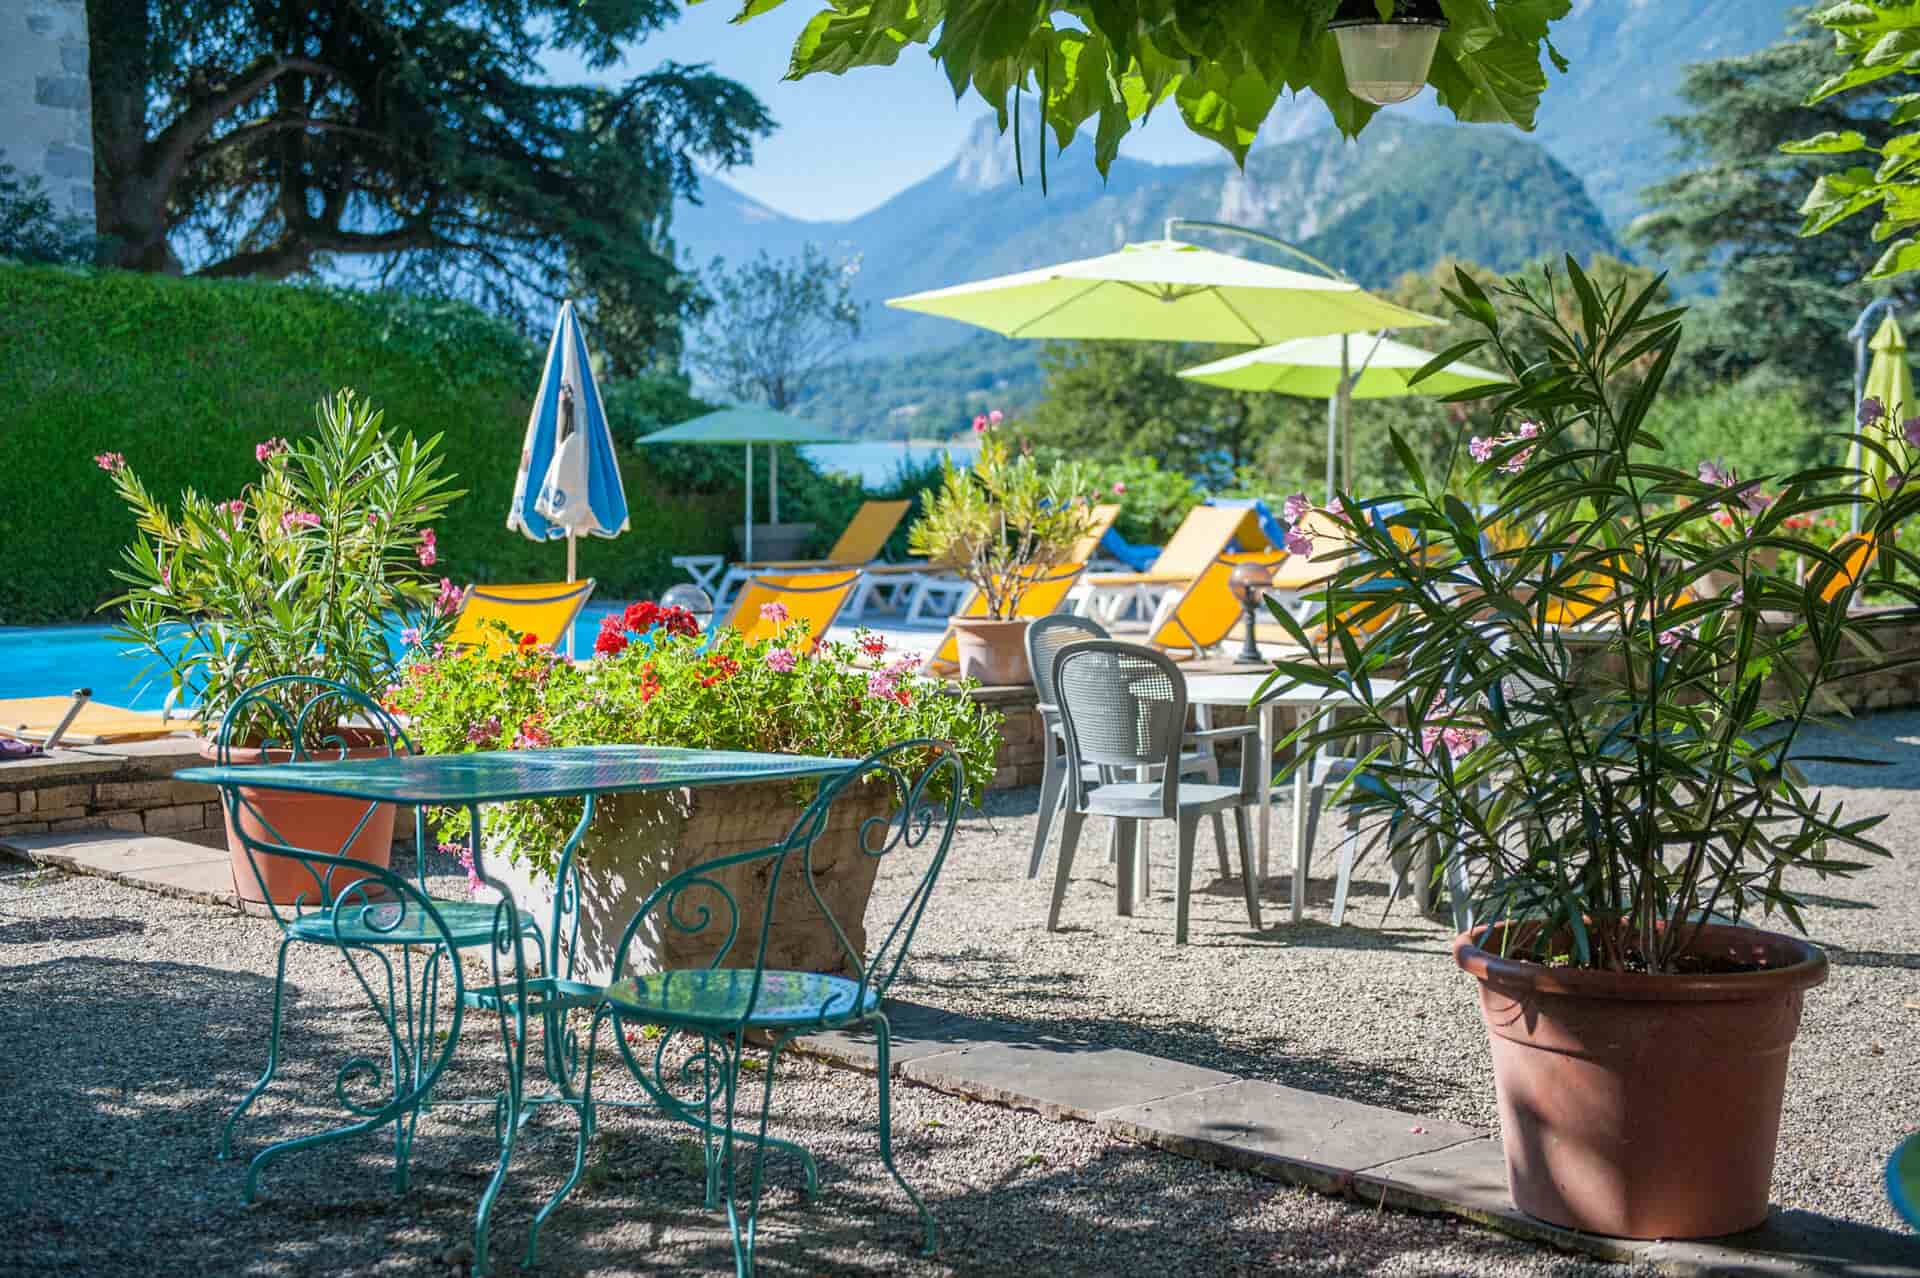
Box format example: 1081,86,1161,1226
800,440,978,489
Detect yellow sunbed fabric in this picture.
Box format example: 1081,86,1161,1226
1816,533,1878,605
1084,505,1263,588
928,565,1087,672
724,570,863,645
449,580,597,649
736,499,913,570
1150,550,1287,657
1071,503,1123,564
0,697,182,744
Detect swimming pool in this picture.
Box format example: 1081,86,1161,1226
0,603,633,712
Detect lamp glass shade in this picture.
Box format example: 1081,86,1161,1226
1228,561,1276,604
1332,20,1444,105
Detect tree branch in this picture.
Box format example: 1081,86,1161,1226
151,56,339,191
192,222,445,279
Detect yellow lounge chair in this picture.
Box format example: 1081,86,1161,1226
448,580,597,650
1,692,183,746
1082,504,1267,592
926,565,1087,674
722,569,864,646
1815,533,1878,605
1148,550,1288,658
713,500,914,611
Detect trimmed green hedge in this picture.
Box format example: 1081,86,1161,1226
0,266,780,622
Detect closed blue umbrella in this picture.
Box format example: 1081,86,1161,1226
507,301,629,585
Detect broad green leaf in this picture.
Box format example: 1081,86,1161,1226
1781,129,1870,154
1868,233,1920,278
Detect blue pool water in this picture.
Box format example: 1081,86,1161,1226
0,602,634,711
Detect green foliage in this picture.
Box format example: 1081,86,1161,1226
1036,453,1199,545
103,390,460,733
1271,260,1915,972
687,246,865,409
908,425,1099,618
88,0,770,371
1640,382,1831,479
389,613,1002,877
714,0,1574,175
1635,13,1919,405
1789,1,1920,281
0,264,773,623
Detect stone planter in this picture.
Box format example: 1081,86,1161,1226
477,777,889,983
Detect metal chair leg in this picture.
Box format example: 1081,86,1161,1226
526,1008,603,1267
871,1012,938,1256
1048,811,1087,931
221,936,293,1160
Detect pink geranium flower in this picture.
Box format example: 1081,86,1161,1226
765,646,798,673
760,601,789,625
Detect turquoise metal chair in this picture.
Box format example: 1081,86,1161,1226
538,739,964,1277
1892,1133,1920,1230
212,676,553,1264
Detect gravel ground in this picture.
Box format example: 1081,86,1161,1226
0,861,1647,1277
877,710,1920,1236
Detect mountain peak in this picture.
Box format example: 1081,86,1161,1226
950,115,1023,192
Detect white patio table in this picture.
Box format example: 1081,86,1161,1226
1184,673,1403,924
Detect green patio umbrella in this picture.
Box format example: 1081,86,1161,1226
1179,333,1503,498
1861,313,1912,507
887,239,1440,344
636,405,837,561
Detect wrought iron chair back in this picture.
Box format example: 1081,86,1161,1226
1052,640,1187,820
215,675,437,929
605,738,964,1033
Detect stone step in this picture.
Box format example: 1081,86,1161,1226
798,1002,1920,1278
0,829,238,908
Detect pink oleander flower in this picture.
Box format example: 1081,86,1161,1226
1860,397,1886,426
223,499,246,519
280,510,322,532
1740,487,1772,517
400,626,422,647
886,654,922,676
434,577,469,617
93,451,126,473
972,414,989,433
1111,481,1127,495
1516,420,1541,440
989,409,1004,425
1468,436,1496,463
1698,459,1733,489
765,647,797,673
1285,527,1314,557
1282,491,1311,524
1498,447,1534,475
418,527,437,568
1440,726,1482,760
760,600,789,625
440,840,483,895
1893,473,1908,492
1659,625,1693,649
255,437,289,463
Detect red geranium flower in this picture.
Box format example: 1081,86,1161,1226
594,629,629,658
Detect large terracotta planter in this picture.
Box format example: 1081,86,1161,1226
208,739,399,906
949,617,1032,685
1453,921,1828,1239
478,776,890,983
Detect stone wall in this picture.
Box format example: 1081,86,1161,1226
1,1,93,227
0,738,217,842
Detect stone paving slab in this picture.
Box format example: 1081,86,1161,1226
0,830,243,909
1100,1078,1486,1194
793,1001,1027,1076
897,1037,1236,1123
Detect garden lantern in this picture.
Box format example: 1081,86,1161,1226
1228,560,1276,665
1328,0,1449,107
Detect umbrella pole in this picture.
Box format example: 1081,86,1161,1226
565,533,577,658
770,444,779,526
744,443,754,562
1323,393,1339,504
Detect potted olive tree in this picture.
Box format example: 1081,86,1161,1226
909,412,1100,684
101,389,461,903
1267,262,1915,1240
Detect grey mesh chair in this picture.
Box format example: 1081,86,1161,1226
1026,615,1231,883
1047,640,1263,944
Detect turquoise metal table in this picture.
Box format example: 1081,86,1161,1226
179,743,855,1274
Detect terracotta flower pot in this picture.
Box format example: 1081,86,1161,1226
205,737,399,906
1453,921,1828,1239
949,617,1033,685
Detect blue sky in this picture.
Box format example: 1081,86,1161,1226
542,3,1245,222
